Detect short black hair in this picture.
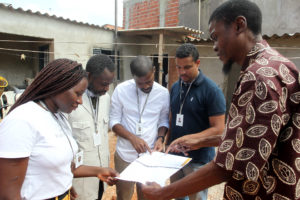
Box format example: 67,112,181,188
86,54,115,76
209,0,262,35
175,43,199,62
130,56,154,77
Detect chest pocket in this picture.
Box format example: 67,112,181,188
102,116,109,133
71,121,92,148
72,121,90,129
103,116,109,124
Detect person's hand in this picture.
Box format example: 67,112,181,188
70,187,78,200
153,137,164,152
166,135,199,155
106,176,118,186
141,182,164,200
130,135,152,154
97,167,119,186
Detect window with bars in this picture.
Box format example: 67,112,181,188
93,48,120,80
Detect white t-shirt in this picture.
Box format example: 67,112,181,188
109,79,170,162
0,101,78,200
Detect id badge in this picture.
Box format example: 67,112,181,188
176,114,184,127
93,132,101,146
75,150,83,168
136,122,143,136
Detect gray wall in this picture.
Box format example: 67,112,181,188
0,53,35,87
223,37,300,112
0,33,42,87
268,37,300,71
117,35,143,81
0,6,114,88
178,0,200,29
178,0,300,38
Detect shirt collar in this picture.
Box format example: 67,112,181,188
241,40,270,71
180,69,204,87
86,89,97,97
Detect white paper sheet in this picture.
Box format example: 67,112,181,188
117,152,192,186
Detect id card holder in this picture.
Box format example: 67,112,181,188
136,122,143,136
176,114,184,127
75,150,83,168
93,132,101,146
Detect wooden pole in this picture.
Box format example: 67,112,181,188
158,32,164,85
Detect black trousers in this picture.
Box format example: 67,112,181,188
98,180,104,200
47,190,69,200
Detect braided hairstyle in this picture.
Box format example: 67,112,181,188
9,58,87,113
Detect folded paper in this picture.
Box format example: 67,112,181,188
117,152,192,186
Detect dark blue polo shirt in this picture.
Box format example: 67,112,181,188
170,70,226,164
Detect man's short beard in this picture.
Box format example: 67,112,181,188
141,87,152,94
222,60,234,75
88,85,103,96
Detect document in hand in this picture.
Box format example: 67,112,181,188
118,152,192,186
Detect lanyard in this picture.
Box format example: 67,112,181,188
39,101,75,163
179,79,195,114
88,96,99,133
136,86,150,123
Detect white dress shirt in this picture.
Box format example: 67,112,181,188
110,79,170,162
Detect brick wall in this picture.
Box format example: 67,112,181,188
165,0,179,27
124,0,179,29
128,0,160,29
123,6,126,29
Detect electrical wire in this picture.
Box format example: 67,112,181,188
1,39,300,50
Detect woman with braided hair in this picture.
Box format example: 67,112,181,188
0,58,118,200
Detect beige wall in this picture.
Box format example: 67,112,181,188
117,33,226,95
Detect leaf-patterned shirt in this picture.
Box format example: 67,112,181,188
214,40,300,200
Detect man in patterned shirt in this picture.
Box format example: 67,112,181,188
141,0,300,199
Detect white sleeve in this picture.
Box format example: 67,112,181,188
158,90,170,129
109,86,123,129
0,118,37,158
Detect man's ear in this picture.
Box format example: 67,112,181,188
152,66,156,72
196,59,200,66
235,16,247,34
87,72,92,81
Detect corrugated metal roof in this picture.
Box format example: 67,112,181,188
102,24,124,31
185,32,300,43
263,32,300,39
0,3,113,31
118,26,203,39
120,26,202,33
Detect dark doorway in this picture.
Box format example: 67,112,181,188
93,48,120,80
152,54,168,88
39,45,49,71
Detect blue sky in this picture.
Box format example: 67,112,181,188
0,0,123,26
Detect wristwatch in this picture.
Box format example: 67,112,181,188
157,135,165,143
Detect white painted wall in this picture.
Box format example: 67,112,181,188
0,6,115,87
